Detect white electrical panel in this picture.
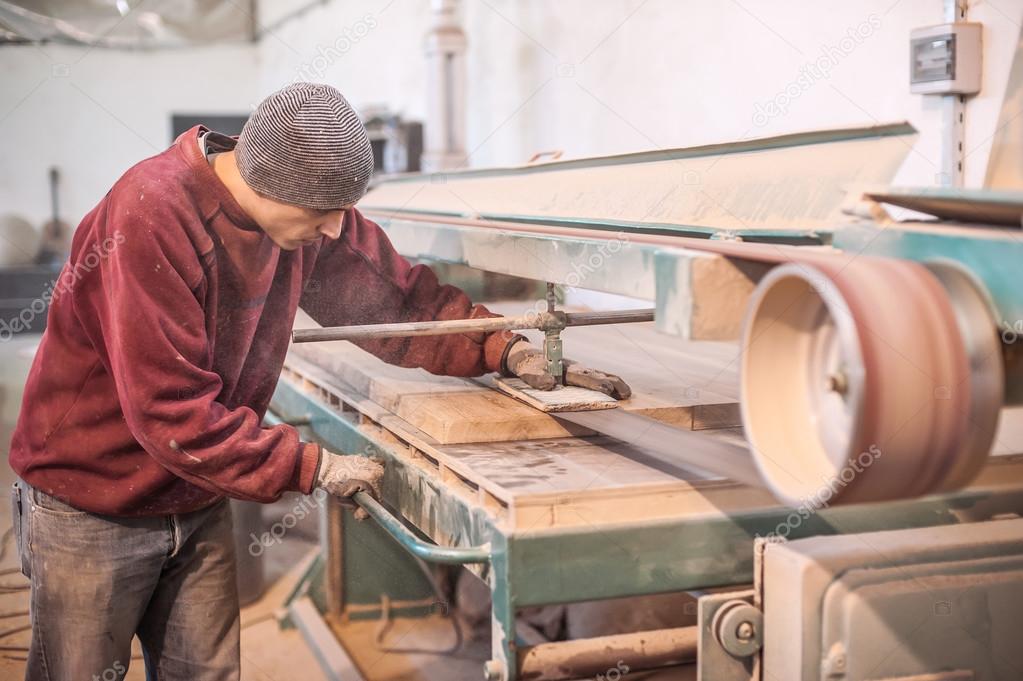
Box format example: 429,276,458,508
910,22,982,95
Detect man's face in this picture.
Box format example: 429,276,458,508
251,199,354,251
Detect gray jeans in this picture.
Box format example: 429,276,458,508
11,481,240,681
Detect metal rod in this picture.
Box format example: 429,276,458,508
292,308,655,343
352,491,490,564
289,597,364,681
517,625,697,680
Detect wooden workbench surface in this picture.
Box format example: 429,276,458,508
290,307,741,445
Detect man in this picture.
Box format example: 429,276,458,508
8,83,629,680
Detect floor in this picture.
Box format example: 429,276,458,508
0,334,329,681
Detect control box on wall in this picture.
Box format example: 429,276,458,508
910,23,982,95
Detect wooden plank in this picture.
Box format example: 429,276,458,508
493,377,618,412
277,360,1023,531
291,308,741,445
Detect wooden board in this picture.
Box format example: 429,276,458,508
493,376,618,412
291,309,741,444
279,355,1023,531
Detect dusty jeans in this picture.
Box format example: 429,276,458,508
11,480,240,681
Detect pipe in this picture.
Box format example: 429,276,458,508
516,625,697,681
353,492,490,565
422,0,466,171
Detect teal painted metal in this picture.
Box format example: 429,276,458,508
369,216,661,302
272,374,1023,606
832,224,1023,334
368,210,825,242
370,212,1023,346
271,373,1023,677
353,491,490,564
488,531,516,681
377,122,915,184
502,493,1020,606
370,215,796,340
866,186,1023,225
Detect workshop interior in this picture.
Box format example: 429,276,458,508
2,1,1023,680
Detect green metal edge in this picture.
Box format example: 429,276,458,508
373,122,916,184
832,224,1023,330
365,210,826,243
504,489,1023,607
869,185,1023,206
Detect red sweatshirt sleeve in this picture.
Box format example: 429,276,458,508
72,193,321,501
300,208,521,376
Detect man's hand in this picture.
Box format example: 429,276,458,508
504,340,632,399
316,450,385,520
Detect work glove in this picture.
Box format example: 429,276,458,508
316,450,385,520
503,340,632,399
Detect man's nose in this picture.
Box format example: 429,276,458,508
319,211,344,239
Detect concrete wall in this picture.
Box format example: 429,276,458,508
0,43,257,231
256,0,1023,188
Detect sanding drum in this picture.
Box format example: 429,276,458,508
740,257,1004,506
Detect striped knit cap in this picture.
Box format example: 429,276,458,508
236,84,374,210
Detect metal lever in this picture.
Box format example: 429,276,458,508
291,288,654,387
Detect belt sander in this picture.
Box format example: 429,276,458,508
294,122,1018,509
280,121,1023,681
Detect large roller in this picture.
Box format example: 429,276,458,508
740,257,1003,506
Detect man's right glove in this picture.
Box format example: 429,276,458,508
316,450,385,520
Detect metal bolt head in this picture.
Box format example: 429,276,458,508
713,600,763,658
827,370,848,395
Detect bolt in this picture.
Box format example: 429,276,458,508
483,660,505,681
827,370,848,395
736,621,754,641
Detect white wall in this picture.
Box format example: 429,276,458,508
0,43,257,230
257,0,1023,188
2,0,1021,235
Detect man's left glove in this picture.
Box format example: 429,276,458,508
316,450,385,520
503,340,632,399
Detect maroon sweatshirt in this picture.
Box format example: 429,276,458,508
9,126,518,516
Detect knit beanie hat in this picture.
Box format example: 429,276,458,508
236,83,375,210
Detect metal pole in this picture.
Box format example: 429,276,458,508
516,625,698,680
292,309,655,343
